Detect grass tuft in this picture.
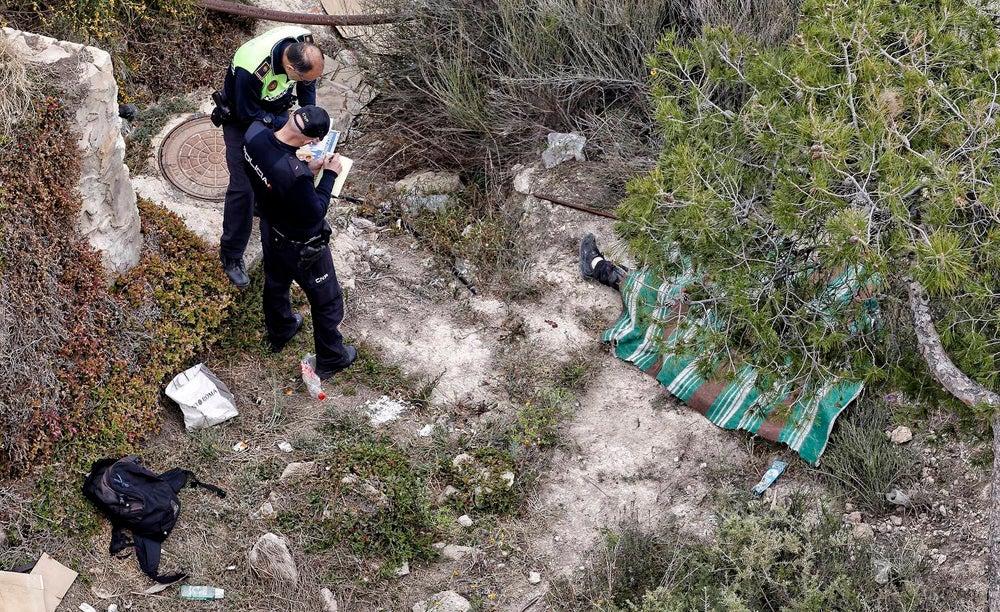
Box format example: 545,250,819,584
0,39,32,148
820,394,919,512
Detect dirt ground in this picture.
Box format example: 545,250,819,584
34,1,993,609
48,138,991,610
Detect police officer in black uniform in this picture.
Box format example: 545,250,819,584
242,105,357,378
214,27,325,288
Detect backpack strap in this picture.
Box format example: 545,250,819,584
109,525,134,557
134,535,187,584
183,470,227,498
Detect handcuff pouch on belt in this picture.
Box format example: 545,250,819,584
272,221,332,268
210,90,231,127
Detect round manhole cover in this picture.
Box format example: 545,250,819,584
158,115,228,201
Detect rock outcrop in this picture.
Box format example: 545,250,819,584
2,28,141,275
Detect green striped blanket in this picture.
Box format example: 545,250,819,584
603,269,866,465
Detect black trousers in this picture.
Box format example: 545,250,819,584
594,260,626,290
260,219,351,372
220,122,254,260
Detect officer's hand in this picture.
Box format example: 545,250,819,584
323,153,343,175
307,155,325,175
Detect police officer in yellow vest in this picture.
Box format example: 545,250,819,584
215,26,325,288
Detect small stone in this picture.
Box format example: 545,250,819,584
320,588,339,611
108,605,119,612
844,511,863,524
501,471,515,489
277,441,293,453
873,560,892,585
418,423,435,437
440,544,476,560
395,170,463,195
395,562,410,577
416,590,471,612
280,461,316,481
888,426,913,444
457,514,473,527
852,523,875,540
541,132,586,168
259,501,276,518
528,571,542,584
885,489,911,507
452,453,474,468
79,605,97,612
939,505,948,517
890,516,903,526
436,485,460,505
512,164,535,195
351,217,377,231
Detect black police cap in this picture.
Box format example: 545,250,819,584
293,105,331,139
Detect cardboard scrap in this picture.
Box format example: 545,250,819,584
30,553,78,612
0,570,45,612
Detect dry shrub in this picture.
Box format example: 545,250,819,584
0,1,251,103
0,92,233,473
0,93,87,467
0,38,32,147
359,0,680,177
359,0,799,180
673,0,802,42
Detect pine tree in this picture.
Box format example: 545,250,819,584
622,0,1000,604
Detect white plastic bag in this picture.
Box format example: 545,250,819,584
165,363,238,431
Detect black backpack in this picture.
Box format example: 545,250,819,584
82,456,226,583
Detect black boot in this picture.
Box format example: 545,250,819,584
579,234,627,289
579,233,603,279
221,251,250,289
268,314,304,353
315,345,358,380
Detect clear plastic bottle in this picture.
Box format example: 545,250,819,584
180,585,225,600
300,353,326,400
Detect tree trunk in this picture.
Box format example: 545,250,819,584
907,280,1000,610
992,411,1000,612
197,0,407,25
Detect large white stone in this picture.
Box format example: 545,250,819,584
248,533,299,584
412,591,471,612
1,27,141,276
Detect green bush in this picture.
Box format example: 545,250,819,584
275,429,441,573
620,0,1000,400
440,447,520,514
0,90,235,471
0,92,94,468
551,502,922,611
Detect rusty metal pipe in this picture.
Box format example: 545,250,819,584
197,0,407,26
532,192,619,220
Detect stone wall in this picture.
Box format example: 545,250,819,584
2,28,141,275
